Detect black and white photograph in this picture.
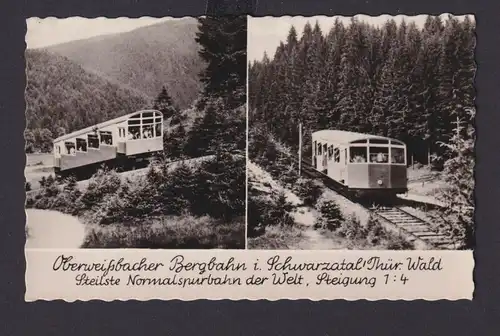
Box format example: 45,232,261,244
247,15,475,251
24,16,247,249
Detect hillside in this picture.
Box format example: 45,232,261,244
25,49,150,138
45,18,205,109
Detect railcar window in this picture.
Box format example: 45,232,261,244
155,123,162,138
391,147,405,164
369,147,389,163
334,148,340,163
64,142,76,155
351,139,367,144
350,146,367,163
313,141,317,156
88,134,99,148
127,113,163,140
76,138,87,152
100,131,113,145
318,143,322,155
142,124,154,139
328,145,333,159
369,138,389,144
323,144,327,154
128,126,141,139
118,127,126,138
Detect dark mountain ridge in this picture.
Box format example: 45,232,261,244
44,18,205,109
25,49,150,152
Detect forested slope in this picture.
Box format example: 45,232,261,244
25,49,149,153
46,18,204,110
249,15,475,166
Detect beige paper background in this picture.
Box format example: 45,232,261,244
25,249,473,301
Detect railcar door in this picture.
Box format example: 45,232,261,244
321,143,328,174
339,147,347,185
327,145,338,181
326,145,334,178
316,141,324,171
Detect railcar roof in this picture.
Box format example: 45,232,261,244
53,109,162,143
312,130,404,145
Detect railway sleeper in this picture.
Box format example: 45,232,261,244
378,216,424,224
404,229,438,234
380,216,425,223
419,235,454,241
412,235,441,241
382,218,423,224
396,222,429,226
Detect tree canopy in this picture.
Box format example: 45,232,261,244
249,16,476,165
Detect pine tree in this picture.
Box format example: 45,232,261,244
153,86,177,119
319,19,346,129
195,16,246,109
334,19,372,132
433,108,475,249
436,16,476,163
39,176,47,188
184,98,229,157
24,130,35,153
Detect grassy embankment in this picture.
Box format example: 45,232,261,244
26,152,245,249
247,127,415,250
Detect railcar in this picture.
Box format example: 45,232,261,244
311,130,408,199
53,110,164,179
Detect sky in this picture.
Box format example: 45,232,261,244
248,14,475,62
26,17,175,49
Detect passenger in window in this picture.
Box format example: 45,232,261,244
376,152,387,163
352,155,366,163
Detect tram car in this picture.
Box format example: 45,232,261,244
53,110,164,179
311,130,408,198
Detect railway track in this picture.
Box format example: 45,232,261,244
371,206,455,249
286,152,455,249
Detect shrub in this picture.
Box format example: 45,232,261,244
50,178,81,214
170,113,186,126
25,182,32,192
247,225,304,250
247,193,269,237
385,235,415,250
247,188,295,237
364,215,387,245
91,189,130,225
79,168,121,209
314,198,343,230
25,194,35,208
270,191,295,226
39,176,47,188
337,213,368,240
293,178,324,207
191,152,245,220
